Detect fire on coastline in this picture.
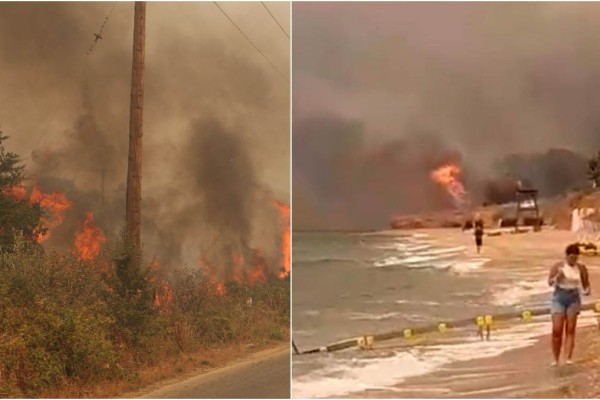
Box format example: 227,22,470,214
430,162,470,209
391,162,472,229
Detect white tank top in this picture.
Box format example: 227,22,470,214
558,262,582,290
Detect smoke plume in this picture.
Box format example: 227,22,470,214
293,2,600,230
0,2,289,274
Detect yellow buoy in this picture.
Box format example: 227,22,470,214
357,337,366,349
438,322,447,333
403,329,413,339
522,310,532,322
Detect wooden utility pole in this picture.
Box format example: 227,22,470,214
125,1,146,260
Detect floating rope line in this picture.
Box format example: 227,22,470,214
293,300,600,355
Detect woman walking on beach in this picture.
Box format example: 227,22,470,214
474,216,484,254
548,244,591,366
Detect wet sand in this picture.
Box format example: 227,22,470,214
353,228,600,398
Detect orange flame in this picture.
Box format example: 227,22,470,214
29,181,73,242
273,200,290,278
215,282,226,296
154,281,173,311
74,211,106,261
248,250,267,285
233,254,244,283
200,257,228,296
430,164,467,206
150,260,173,311
2,185,27,201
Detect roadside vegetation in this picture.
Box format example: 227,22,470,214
0,134,289,398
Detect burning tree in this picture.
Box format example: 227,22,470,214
430,163,469,207
0,133,45,250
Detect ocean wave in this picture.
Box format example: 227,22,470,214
294,257,359,266
292,313,598,399
373,243,432,252
373,245,466,268
395,299,442,306
412,233,429,239
304,310,321,317
412,246,465,257
349,312,403,321
293,329,317,337
293,350,436,399
491,279,551,306
450,258,491,274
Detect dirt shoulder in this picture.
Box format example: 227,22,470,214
123,343,290,399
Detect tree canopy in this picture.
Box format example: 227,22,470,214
0,133,44,249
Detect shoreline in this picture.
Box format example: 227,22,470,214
384,228,599,398
303,228,600,398
342,325,600,399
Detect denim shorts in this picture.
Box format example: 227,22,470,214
551,287,581,315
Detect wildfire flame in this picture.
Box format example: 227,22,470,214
248,250,267,286
3,180,73,242
150,260,174,311
272,200,290,278
30,181,73,242
2,185,27,201
199,250,269,296
200,257,228,296
194,199,290,296
430,164,467,206
74,211,106,261
154,281,173,311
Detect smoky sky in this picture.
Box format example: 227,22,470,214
293,2,600,230
0,2,289,270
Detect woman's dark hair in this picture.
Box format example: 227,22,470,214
565,243,580,256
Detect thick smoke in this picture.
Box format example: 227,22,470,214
293,115,463,230
0,2,289,273
293,2,600,230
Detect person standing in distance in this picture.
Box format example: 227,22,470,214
474,214,484,254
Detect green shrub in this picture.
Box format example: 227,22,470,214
0,239,118,396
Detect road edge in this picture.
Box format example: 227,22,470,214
121,344,290,398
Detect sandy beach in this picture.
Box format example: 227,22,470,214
347,228,600,398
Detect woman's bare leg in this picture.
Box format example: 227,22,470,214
564,312,578,362
552,313,565,363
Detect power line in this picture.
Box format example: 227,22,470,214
260,1,289,40
87,3,117,55
213,1,288,83
31,3,119,158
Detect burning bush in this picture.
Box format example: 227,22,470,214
0,133,45,249
0,232,289,397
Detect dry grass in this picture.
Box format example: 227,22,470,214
39,332,289,399
0,242,290,398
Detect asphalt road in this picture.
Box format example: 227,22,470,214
139,346,290,399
